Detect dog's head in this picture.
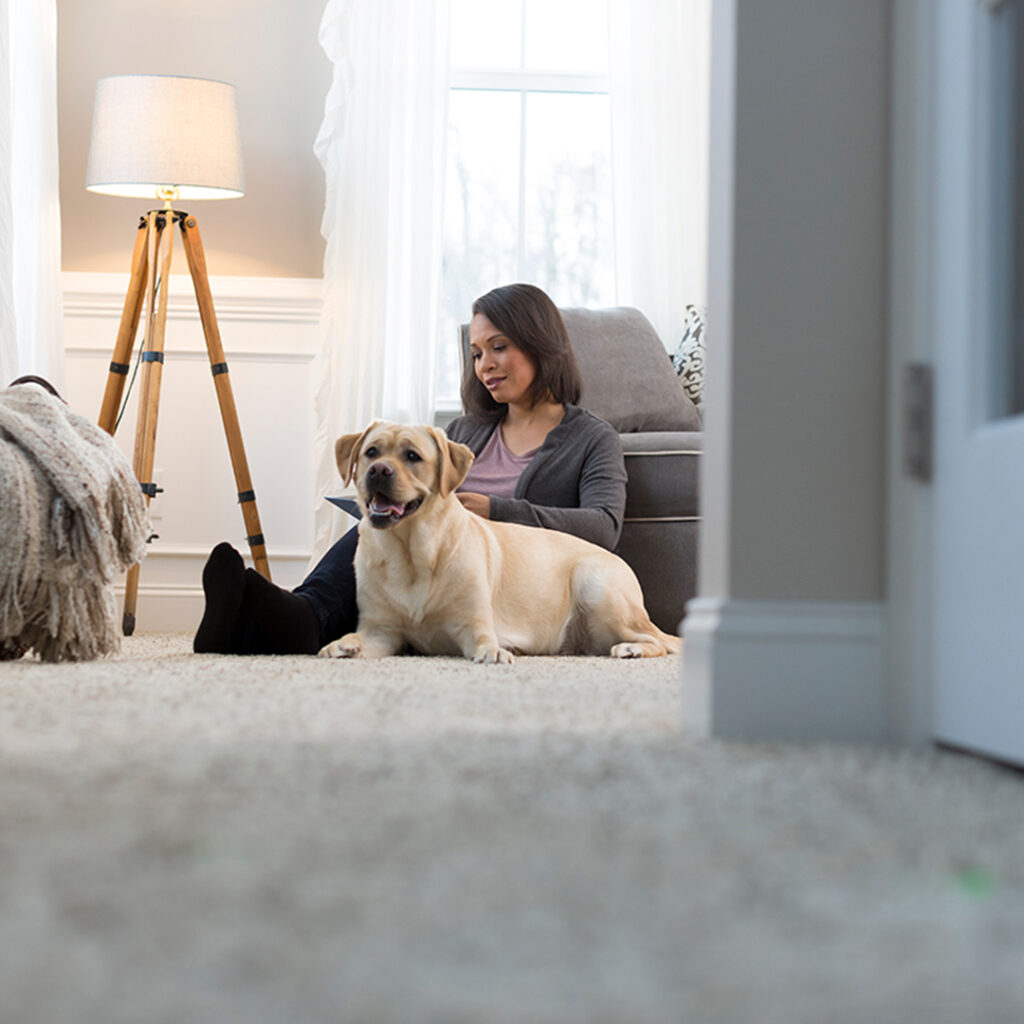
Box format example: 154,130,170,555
334,421,475,530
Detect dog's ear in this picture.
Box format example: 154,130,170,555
426,427,474,497
335,423,375,485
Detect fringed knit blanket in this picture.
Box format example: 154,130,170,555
0,385,149,662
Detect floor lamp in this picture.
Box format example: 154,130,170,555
86,75,271,635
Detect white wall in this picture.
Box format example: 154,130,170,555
57,0,328,278
62,273,322,632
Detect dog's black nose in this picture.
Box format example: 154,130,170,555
367,460,393,480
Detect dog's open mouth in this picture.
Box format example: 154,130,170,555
366,493,423,527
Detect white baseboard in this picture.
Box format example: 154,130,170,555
681,597,886,742
115,584,206,635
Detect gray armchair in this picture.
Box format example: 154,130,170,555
460,306,702,635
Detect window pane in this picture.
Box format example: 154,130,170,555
439,90,522,402
524,0,608,73
522,91,615,309
450,0,522,70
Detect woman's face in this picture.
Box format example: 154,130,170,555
469,313,538,407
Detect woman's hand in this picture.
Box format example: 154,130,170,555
456,491,491,519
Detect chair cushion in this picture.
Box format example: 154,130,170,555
621,431,701,519
561,306,702,433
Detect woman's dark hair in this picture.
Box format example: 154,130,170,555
461,283,582,422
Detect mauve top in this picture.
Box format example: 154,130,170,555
457,426,539,499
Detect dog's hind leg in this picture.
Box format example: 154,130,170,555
575,560,680,658
605,605,682,658
610,632,680,659
609,612,682,658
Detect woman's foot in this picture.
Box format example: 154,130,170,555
236,567,321,655
193,542,247,653
193,542,322,655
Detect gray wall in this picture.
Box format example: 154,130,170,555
58,0,329,278
701,0,890,603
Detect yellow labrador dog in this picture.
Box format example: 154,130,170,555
318,421,680,663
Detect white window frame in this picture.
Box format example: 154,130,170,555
447,68,610,290
440,3,612,418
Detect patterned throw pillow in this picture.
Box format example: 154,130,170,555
672,304,706,412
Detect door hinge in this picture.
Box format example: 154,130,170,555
903,362,934,482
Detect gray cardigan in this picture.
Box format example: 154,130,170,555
445,405,627,551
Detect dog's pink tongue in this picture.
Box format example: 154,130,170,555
371,497,405,517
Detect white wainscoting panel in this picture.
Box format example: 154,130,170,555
62,272,323,633
681,597,886,742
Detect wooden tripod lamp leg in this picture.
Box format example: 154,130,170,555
178,214,272,581
98,217,150,435
122,212,174,635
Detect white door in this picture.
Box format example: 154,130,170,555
929,0,1024,764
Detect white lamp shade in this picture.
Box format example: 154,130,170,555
86,75,245,200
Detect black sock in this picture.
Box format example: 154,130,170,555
236,568,322,655
193,542,247,653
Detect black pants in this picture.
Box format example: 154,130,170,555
294,525,360,648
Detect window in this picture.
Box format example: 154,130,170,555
437,0,615,408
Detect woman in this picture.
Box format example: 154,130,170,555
193,283,627,655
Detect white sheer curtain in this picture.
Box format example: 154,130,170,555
312,0,450,560
0,0,63,389
608,0,710,347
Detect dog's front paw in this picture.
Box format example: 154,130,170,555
319,633,363,659
472,645,514,665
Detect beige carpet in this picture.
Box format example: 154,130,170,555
1,634,1022,1023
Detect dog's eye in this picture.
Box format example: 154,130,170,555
405,450,421,462
364,445,378,458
